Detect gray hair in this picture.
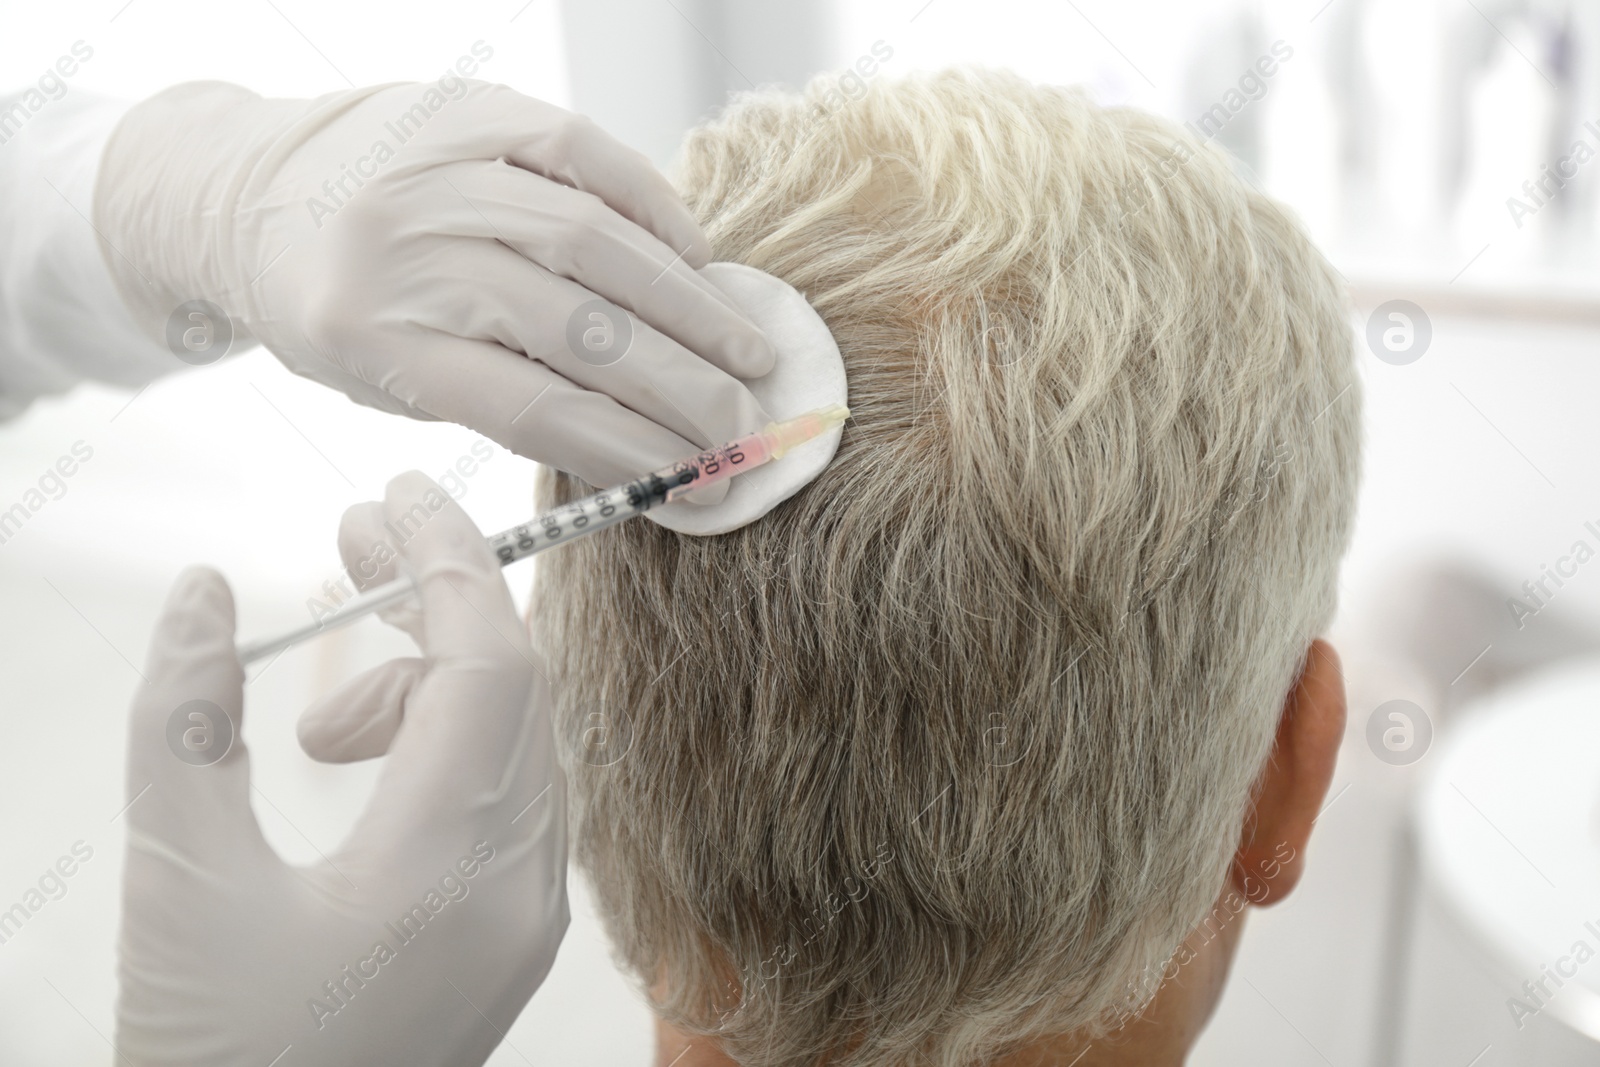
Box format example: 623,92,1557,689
530,67,1359,1067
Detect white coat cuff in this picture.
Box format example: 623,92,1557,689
0,90,183,419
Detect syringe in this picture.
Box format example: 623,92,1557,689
236,404,850,665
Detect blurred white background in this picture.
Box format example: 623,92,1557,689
4,0,1600,1063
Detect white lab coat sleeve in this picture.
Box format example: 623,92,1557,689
0,89,187,419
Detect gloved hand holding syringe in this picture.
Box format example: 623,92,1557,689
237,403,850,665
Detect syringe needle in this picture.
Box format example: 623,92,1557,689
236,405,849,665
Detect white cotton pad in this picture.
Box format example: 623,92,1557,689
646,262,848,536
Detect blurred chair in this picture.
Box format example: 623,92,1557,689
1356,559,1600,1065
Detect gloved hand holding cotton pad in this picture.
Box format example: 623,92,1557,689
645,261,849,535
235,262,847,663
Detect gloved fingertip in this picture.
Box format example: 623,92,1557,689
682,479,730,506
383,471,470,538
731,328,778,378
138,568,242,725
381,471,501,579
662,219,713,268
297,703,400,763
153,566,236,647
174,563,232,603
338,500,393,588
676,228,713,270
384,469,445,503
297,659,422,762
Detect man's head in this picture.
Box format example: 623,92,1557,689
530,68,1359,1067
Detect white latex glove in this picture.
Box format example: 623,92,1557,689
118,473,565,1066
94,78,774,499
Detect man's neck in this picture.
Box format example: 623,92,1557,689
650,907,1244,1067
655,1014,1193,1067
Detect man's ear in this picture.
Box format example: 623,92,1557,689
1231,639,1346,907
